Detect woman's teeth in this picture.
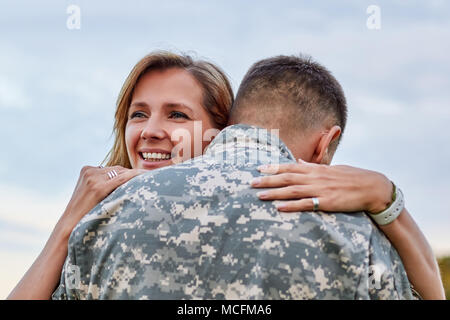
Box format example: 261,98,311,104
142,152,171,161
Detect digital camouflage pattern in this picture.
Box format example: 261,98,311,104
52,124,414,300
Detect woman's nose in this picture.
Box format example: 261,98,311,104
140,118,168,141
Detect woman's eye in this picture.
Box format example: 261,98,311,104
170,111,190,119
130,111,146,119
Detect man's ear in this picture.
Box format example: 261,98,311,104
310,126,341,164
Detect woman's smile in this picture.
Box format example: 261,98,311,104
138,148,173,169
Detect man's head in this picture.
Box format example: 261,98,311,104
229,54,347,164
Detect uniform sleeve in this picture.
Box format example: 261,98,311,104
51,277,67,300
366,224,414,299
51,245,80,300
51,256,69,300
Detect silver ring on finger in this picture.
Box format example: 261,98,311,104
107,169,118,180
312,197,320,212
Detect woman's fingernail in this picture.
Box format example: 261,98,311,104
259,167,272,173
258,164,279,173
276,203,287,210
256,191,268,199
251,178,261,186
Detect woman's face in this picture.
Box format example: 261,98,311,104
125,67,218,170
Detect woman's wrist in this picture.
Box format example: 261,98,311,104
365,172,394,214
53,208,80,243
49,219,72,249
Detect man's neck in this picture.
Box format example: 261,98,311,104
204,124,297,164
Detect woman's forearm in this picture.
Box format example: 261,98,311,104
251,162,445,299
6,166,144,300
379,208,445,300
7,221,70,300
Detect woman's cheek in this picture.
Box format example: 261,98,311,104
125,125,139,168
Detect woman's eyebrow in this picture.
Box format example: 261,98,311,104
130,101,149,108
164,102,193,113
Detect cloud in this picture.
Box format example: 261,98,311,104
0,184,73,299
0,251,39,299
0,185,71,235
0,77,31,109
350,94,405,116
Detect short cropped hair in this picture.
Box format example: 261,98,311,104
230,54,347,153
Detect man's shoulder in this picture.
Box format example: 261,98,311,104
125,156,261,198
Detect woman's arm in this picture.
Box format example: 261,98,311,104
7,216,72,299
251,161,445,300
7,166,144,300
378,208,445,300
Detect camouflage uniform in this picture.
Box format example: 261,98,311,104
52,124,414,300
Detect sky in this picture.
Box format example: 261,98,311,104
0,0,449,298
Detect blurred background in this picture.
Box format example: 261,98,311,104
0,0,449,299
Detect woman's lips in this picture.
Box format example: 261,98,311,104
139,158,172,169
138,152,172,169
139,151,171,160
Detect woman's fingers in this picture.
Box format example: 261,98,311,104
106,168,145,190
62,166,146,234
256,185,316,200
252,162,392,214
101,165,138,183
275,198,321,212
251,173,309,188
103,165,125,178
257,162,311,175
78,166,132,199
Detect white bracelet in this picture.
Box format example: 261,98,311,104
369,186,404,226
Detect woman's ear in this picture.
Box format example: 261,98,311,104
310,126,341,164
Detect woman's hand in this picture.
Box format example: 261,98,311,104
251,160,446,299
7,165,146,299
57,165,146,237
251,159,393,214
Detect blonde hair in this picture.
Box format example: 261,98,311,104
103,51,234,168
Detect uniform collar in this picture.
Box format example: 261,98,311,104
204,124,296,161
